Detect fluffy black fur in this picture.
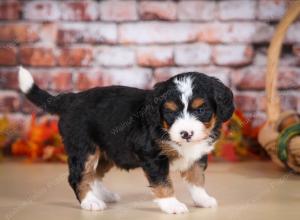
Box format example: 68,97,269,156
23,72,234,201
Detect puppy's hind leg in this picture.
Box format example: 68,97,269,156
63,131,107,211
94,153,120,203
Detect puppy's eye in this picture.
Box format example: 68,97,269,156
194,104,212,122
164,109,178,114
196,107,206,115
163,108,180,116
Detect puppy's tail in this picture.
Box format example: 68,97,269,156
18,66,66,114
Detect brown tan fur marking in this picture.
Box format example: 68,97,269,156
162,120,170,129
143,169,174,198
181,162,205,187
158,141,180,161
164,101,178,112
191,98,204,109
78,149,114,201
77,148,100,201
151,183,174,198
96,151,114,179
204,115,216,130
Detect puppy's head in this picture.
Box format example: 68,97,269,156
147,72,234,144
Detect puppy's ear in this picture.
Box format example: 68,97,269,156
211,77,234,122
153,81,167,93
145,81,167,130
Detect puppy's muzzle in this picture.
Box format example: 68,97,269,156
180,130,194,142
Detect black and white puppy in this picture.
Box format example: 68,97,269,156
18,67,234,214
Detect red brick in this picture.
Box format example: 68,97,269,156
178,1,215,21
75,70,103,91
213,45,254,66
20,47,56,67
29,70,51,89
100,68,152,89
280,53,299,66
175,44,211,66
0,91,20,112
39,23,58,44
58,23,117,44
119,22,199,44
154,66,230,86
21,98,43,114
218,0,256,20
197,22,274,43
119,22,273,44
286,23,300,43
0,46,17,66
49,71,73,92
139,1,177,20
95,47,135,67
254,49,299,67
232,67,300,90
234,93,257,112
57,47,93,66
293,44,300,57
201,67,231,86
232,68,265,91
258,94,299,112
245,112,266,127
258,0,287,21
61,1,99,21
0,70,18,89
154,67,188,82
137,46,173,67
269,68,300,89
23,0,60,21
100,0,137,21
0,1,21,20
76,68,153,89
0,23,39,43
12,68,52,91
252,50,267,66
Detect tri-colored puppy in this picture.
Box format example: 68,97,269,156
18,67,234,214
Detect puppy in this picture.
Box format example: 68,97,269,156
18,67,234,214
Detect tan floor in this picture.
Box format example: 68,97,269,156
0,161,299,220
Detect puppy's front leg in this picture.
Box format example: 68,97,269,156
142,156,188,214
181,156,217,208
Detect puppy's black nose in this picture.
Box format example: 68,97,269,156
180,131,193,140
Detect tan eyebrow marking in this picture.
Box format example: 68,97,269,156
191,98,205,109
164,101,178,111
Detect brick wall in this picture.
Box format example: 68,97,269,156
0,0,299,127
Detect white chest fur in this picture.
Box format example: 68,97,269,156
169,140,214,172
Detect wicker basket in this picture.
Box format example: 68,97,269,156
258,1,300,173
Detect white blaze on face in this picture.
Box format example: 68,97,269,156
170,76,206,143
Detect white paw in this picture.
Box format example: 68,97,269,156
189,185,218,208
90,180,120,203
154,197,189,214
194,194,218,208
81,192,107,211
